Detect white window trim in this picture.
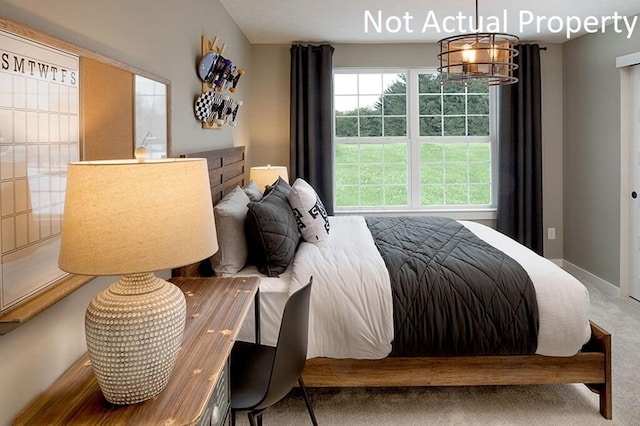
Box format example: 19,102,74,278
333,68,498,219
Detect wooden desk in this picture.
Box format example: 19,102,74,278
15,276,260,426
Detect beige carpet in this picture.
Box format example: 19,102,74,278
234,281,640,425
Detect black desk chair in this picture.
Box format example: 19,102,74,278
230,278,317,426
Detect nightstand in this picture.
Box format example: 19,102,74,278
14,276,260,426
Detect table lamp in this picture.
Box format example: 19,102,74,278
58,151,217,405
249,164,288,191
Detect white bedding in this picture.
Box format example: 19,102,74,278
236,265,291,347
239,216,591,358
459,220,591,356
288,216,393,358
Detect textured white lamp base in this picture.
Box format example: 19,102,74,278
85,272,186,405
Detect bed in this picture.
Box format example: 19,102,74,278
174,146,612,419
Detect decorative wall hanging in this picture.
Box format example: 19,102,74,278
194,35,245,129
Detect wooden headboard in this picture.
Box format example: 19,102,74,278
180,146,246,204
173,146,245,277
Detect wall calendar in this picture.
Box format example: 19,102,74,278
0,30,79,313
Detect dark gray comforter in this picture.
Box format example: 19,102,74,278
365,216,539,357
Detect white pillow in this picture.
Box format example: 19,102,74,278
287,178,330,242
211,186,250,276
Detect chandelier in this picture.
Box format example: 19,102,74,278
437,0,519,85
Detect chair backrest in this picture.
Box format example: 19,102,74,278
255,277,312,410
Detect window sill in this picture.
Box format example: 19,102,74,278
334,208,497,221
0,274,95,335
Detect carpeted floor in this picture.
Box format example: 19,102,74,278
233,281,640,425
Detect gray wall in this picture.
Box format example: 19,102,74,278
248,44,290,169
0,1,251,423
563,22,640,287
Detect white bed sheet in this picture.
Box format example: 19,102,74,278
236,265,291,346
236,216,592,358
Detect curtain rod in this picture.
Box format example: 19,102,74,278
517,45,547,50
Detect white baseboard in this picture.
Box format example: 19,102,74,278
558,259,620,298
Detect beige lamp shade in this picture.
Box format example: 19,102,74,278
249,164,288,191
59,158,217,275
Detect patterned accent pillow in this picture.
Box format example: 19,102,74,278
287,178,330,242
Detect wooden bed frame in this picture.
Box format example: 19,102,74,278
174,146,613,420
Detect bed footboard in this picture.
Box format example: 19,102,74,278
583,321,612,419
302,321,612,419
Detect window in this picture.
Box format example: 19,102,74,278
334,72,408,207
333,69,496,216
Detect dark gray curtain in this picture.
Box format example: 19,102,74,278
497,44,543,255
290,44,335,214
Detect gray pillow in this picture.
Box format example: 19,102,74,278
243,180,263,202
263,176,291,199
245,179,299,277
211,186,250,276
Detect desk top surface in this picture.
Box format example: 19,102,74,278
14,276,260,426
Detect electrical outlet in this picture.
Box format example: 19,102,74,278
547,227,556,240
